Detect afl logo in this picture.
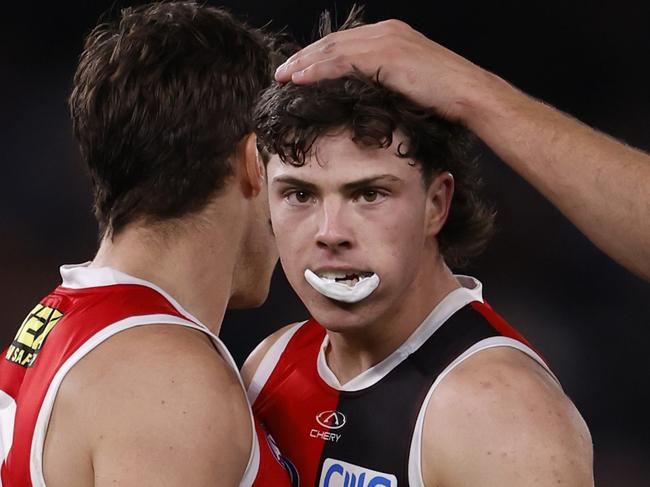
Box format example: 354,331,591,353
316,410,346,429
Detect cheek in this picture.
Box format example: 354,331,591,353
278,250,311,301
271,212,307,275
271,210,295,245
368,208,426,277
270,205,291,240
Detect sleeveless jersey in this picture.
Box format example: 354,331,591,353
248,276,556,487
0,264,291,487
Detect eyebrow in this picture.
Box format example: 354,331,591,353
271,174,403,192
271,176,318,192
341,175,403,193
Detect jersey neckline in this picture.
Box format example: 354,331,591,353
316,275,484,392
57,262,263,486
59,262,206,333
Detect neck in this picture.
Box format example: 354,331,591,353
91,216,241,335
325,258,460,385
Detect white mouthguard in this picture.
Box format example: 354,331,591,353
304,269,380,303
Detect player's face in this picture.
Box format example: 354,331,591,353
267,131,444,331
229,163,278,309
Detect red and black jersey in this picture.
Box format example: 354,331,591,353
0,264,291,487
248,277,556,487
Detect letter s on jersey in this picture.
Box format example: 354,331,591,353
319,458,396,487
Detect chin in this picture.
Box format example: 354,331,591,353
302,290,377,332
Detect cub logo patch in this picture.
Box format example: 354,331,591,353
5,303,64,367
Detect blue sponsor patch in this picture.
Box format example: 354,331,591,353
319,458,396,487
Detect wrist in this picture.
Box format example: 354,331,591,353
453,69,528,133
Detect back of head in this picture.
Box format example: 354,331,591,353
70,1,274,238
255,7,495,268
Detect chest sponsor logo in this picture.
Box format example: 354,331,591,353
316,410,346,429
5,303,64,368
319,458,397,487
310,428,341,443
310,410,346,443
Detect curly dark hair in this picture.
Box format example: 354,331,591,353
70,1,276,237
254,10,495,267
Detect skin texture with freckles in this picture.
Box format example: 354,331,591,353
424,347,592,487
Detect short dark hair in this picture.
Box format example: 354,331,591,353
70,1,274,237
254,9,495,267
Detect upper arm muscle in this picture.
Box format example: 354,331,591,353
49,325,252,487
422,347,593,487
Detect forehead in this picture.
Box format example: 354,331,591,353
267,130,420,184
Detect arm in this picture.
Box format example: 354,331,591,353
461,81,650,283
47,325,252,487
275,20,650,281
422,347,593,487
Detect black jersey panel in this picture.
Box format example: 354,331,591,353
315,305,500,486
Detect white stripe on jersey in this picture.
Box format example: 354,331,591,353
0,390,17,486
247,322,306,405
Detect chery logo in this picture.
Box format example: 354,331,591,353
316,410,346,429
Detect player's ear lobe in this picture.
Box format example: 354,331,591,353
425,172,454,236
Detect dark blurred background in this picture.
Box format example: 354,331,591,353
1,0,648,484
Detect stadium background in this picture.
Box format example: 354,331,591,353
1,1,648,484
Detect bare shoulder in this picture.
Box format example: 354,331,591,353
241,322,300,387
52,324,251,487
422,346,593,487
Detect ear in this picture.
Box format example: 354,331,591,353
234,133,265,198
424,172,454,237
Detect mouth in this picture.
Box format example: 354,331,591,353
316,270,375,288
304,269,380,303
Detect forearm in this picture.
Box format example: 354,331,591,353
461,76,650,280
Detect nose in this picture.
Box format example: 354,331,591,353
315,198,352,251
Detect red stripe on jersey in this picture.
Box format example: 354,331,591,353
470,300,548,364
253,320,339,487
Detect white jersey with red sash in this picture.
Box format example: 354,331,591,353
248,276,558,487
0,264,291,487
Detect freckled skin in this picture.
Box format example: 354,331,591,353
422,347,594,486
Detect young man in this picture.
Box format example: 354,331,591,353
0,3,290,486
274,17,650,282
243,14,593,487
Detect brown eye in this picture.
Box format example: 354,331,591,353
286,190,313,205
362,190,378,202
354,188,387,204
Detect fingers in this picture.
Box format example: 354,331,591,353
277,46,357,83
289,57,352,85
275,20,407,83
284,22,379,64
275,34,357,82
